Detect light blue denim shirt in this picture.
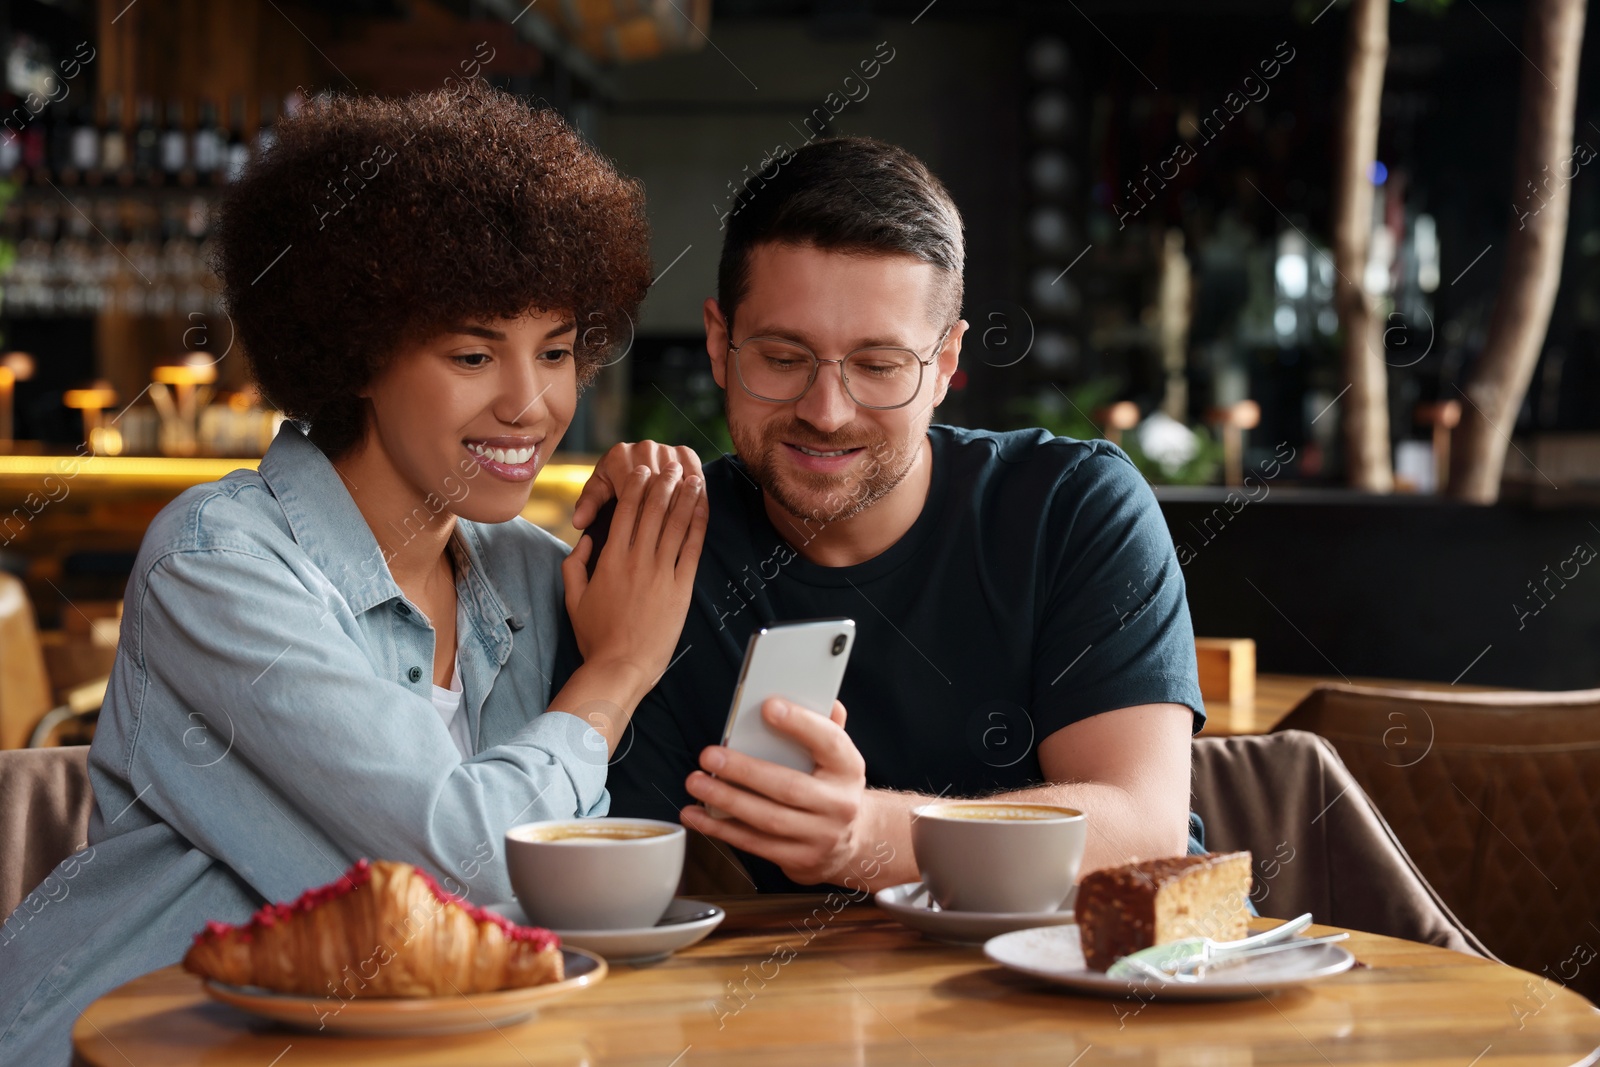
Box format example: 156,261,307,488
0,423,608,1066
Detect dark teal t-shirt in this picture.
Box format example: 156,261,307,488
594,425,1206,893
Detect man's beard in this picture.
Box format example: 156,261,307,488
731,415,918,528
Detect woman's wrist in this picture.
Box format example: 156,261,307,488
547,656,658,754
579,655,656,709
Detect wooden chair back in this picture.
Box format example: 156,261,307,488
0,573,52,751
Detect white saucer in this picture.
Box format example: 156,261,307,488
489,898,724,963
874,881,1077,945
983,924,1357,1000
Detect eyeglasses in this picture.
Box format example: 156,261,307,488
727,323,953,411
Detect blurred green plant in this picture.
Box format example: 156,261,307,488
628,387,734,462
1126,425,1223,486
0,179,16,341
1007,379,1122,443
1007,378,1223,486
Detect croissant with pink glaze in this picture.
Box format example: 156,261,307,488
183,859,563,996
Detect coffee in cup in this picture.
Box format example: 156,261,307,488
909,802,1086,913
519,825,675,843
505,818,684,930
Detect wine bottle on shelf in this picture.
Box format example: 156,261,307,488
71,103,100,184
192,98,222,184
133,97,160,185
101,93,130,185
20,118,47,185
224,94,250,182
0,124,21,180
160,98,189,186
49,104,77,184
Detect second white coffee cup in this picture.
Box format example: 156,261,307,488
910,802,1086,913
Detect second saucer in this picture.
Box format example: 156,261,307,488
490,897,725,963
874,881,1077,945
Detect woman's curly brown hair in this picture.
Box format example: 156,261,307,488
215,85,652,457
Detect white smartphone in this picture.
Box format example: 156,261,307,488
710,619,856,814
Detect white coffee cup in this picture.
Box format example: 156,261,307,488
910,802,1087,913
505,818,685,930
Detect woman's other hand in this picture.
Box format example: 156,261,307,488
560,464,707,712
571,441,703,531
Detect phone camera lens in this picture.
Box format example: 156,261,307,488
832,634,847,655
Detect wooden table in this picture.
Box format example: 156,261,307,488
1199,673,1507,736
74,896,1600,1067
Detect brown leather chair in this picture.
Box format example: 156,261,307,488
1276,683,1600,1001
1192,731,1488,957
0,745,95,921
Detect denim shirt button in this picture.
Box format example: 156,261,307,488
408,665,423,683
395,602,412,617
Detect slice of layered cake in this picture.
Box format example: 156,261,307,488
1075,852,1253,972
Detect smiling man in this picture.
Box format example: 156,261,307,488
570,137,1205,895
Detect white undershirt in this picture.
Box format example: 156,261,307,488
427,602,473,759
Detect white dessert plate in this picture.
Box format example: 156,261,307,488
983,924,1357,1000
874,881,1077,945
489,897,725,963
202,946,605,1035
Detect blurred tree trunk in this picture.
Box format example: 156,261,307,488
1449,0,1588,503
1332,0,1393,492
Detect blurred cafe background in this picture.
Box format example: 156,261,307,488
3,0,1600,1013
1,3,1597,736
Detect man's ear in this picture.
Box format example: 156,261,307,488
930,318,967,408
704,297,730,390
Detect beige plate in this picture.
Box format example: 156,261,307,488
202,947,606,1036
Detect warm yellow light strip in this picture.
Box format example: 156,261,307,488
0,455,597,500
0,455,254,479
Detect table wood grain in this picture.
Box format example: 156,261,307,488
72,895,1600,1067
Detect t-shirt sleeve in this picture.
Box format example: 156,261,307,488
1031,445,1205,740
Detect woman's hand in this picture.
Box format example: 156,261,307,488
572,441,704,531
560,464,707,715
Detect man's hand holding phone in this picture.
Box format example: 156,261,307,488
680,696,872,888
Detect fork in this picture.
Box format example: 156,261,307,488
1105,913,1314,981
1114,930,1351,984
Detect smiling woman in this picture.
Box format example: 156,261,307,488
0,86,706,1067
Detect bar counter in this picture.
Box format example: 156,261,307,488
0,452,598,543
0,452,597,637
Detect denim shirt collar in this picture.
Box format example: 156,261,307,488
256,425,516,662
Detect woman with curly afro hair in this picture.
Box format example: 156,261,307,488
0,86,705,1066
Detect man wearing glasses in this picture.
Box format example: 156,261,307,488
567,137,1204,895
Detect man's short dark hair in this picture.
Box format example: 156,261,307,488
716,137,964,328
215,85,652,458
